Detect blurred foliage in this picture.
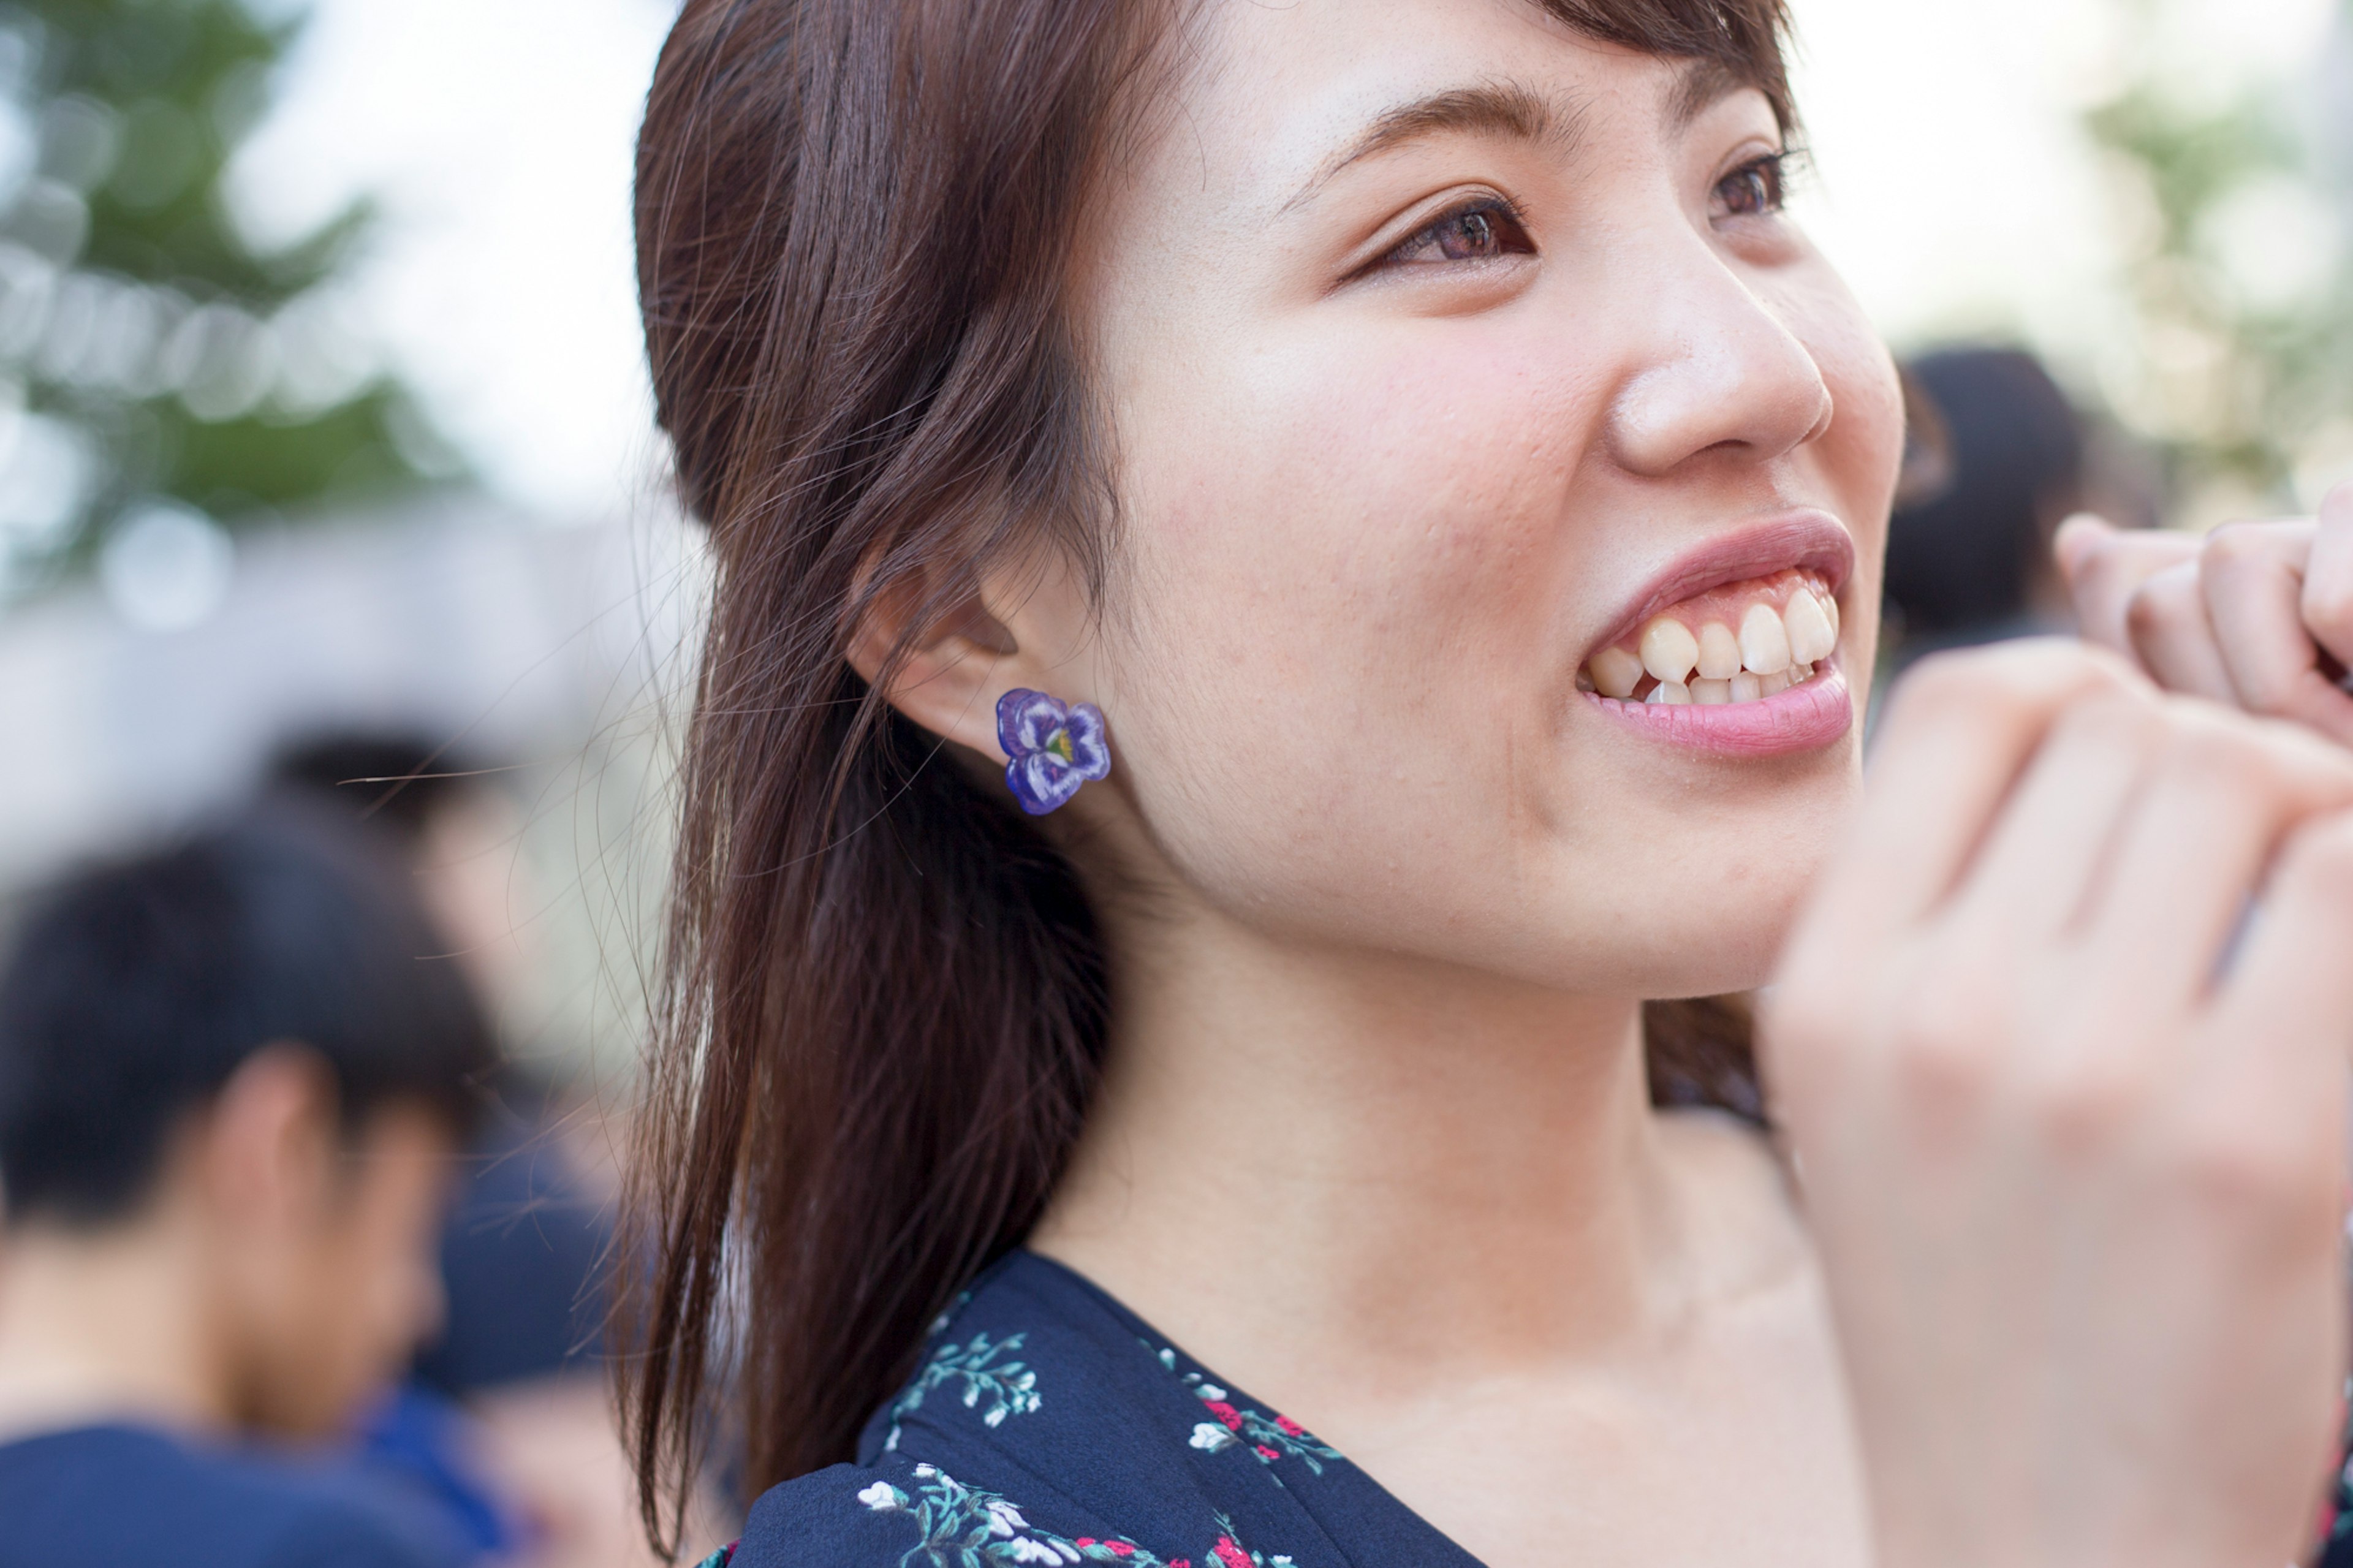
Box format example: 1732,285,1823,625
2083,0,2353,512
0,0,460,598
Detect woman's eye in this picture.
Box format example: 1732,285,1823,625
1714,154,1786,219
1382,199,1534,267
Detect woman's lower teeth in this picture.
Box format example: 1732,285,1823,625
1580,579,1839,705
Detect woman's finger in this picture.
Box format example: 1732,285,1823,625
1933,690,2162,954
1785,641,2139,969
2123,560,2237,702
2056,512,2197,655
2302,481,2353,672
2200,519,2353,744
2074,703,2353,1013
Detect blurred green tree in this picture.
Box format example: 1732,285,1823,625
2084,0,2353,518
0,0,458,600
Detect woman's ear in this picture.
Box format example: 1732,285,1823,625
846,552,1093,762
845,570,1017,759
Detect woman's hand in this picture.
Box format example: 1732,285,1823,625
2056,482,2353,745
1762,638,2353,1568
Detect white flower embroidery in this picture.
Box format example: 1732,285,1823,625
1195,1384,1227,1401
914,1464,938,1479
1189,1421,1237,1452
984,1499,1029,1537
855,1481,902,1511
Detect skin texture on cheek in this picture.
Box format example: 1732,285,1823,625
1107,336,1586,944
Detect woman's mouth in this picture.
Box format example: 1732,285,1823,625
1580,567,1838,703
1577,567,1854,757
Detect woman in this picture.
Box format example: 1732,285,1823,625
623,1,2353,1564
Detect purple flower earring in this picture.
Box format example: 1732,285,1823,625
997,688,1110,816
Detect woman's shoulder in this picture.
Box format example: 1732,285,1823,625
723,1251,1377,1568
727,1252,1207,1566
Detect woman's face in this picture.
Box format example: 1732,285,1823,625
1036,0,1901,998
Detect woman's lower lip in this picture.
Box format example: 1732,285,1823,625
1582,663,1854,757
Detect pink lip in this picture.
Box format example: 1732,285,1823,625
1585,509,1856,662
1585,661,1854,757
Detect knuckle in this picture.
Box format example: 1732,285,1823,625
2199,519,2270,570
1882,977,2008,1121
1884,648,1989,718
2122,573,2197,641
2155,714,2267,790
2170,1122,2336,1230
2153,704,2322,796
2024,1053,2156,1161
1890,640,2129,726
2047,688,2162,753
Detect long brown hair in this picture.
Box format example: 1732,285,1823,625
623,0,1794,1548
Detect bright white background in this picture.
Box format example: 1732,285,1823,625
228,0,2348,521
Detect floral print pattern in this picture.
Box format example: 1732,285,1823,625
1151,1347,1341,1475
857,1464,1294,1568
885,1331,1044,1452
728,1254,1479,1568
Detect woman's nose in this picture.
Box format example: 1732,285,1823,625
1600,241,1834,479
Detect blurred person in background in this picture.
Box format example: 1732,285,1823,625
0,805,492,1568
1881,347,2088,666
272,734,719,1568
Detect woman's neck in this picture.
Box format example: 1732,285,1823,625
1032,900,1744,1404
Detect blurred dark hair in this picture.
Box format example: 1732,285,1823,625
0,803,494,1227
269,730,491,846
624,0,1794,1542
1885,347,2085,642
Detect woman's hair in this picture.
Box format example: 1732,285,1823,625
623,0,1793,1546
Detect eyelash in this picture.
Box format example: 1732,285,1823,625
1374,149,1793,272
1376,194,1535,269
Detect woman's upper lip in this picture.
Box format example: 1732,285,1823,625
1588,510,1856,659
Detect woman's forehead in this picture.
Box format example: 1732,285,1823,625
1150,0,1767,216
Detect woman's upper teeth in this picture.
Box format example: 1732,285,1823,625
1583,571,1840,705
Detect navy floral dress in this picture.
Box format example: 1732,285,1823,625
711,1250,1482,1568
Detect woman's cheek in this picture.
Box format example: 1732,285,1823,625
1108,339,1578,926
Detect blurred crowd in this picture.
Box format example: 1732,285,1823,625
0,729,724,1568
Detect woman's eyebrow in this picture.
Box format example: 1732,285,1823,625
1281,81,1583,214
1665,58,1750,131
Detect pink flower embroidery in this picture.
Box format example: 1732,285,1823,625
1254,1446,1279,1461
1106,1546,1134,1559
1272,1415,1303,1437
1202,1400,1243,1433
1213,1538,1251,1568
